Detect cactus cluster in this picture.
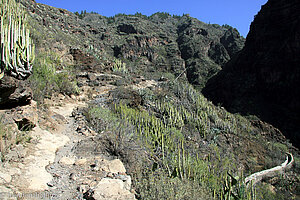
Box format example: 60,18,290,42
112,58,127,74
0,0,35,80
113,102,255,199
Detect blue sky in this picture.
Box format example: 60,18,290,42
35,0,268,37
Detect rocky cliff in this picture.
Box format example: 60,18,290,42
18,0,245,86
203,0,300,147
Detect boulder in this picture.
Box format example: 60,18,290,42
59,156,76,165
93,178,135,200
99,159,126,174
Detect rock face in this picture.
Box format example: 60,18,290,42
0,76,32,109
20,0,245,88
177,20,244,87
203,0,300,147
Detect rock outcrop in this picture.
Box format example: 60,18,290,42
203,0,300,147
177,19,245,87
0,76,32,109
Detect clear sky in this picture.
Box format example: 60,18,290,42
35,0,268,37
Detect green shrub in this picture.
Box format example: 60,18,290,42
86,81,294,199
86,100,254,199
29,51,79,103
74,10,87,19
134,168,212,200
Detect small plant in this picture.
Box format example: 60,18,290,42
112,58,128,74
0,118,31,161
0,120,13,156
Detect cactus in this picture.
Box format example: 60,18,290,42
0,0,35,80
112,58,127,74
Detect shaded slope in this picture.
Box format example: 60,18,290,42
203,0,300,147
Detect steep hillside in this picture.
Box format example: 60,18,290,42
19,0,244,88
203,0,300,148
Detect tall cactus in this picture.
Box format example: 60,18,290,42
0,0,35,80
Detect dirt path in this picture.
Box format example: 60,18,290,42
0,79,160,199
0,88,136,199
0,103,73,198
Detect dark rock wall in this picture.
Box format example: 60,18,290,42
203,0,300,147
0,76,32,109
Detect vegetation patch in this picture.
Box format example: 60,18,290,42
85,81,276,199
29,51,79,103
0,119,31,161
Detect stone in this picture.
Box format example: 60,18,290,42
57,93,65,100
78,185,89,194
69,48,102,71
4,144,27,162
93,178,135,200
106,172,114,178
87,73,97,81
69,173,77,181
51,114,66,123
70,94,76,100
59,156,75,165
7,100,39,132
114,175,132,191
47,182,55,187
75,158,87,165
100,159,126,174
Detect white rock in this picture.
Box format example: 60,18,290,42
70,94,76,100
124,175,132,191
93,178,135,200
75,158,87,165
59,156,75,165
0,172,12,184
100,159,126,174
